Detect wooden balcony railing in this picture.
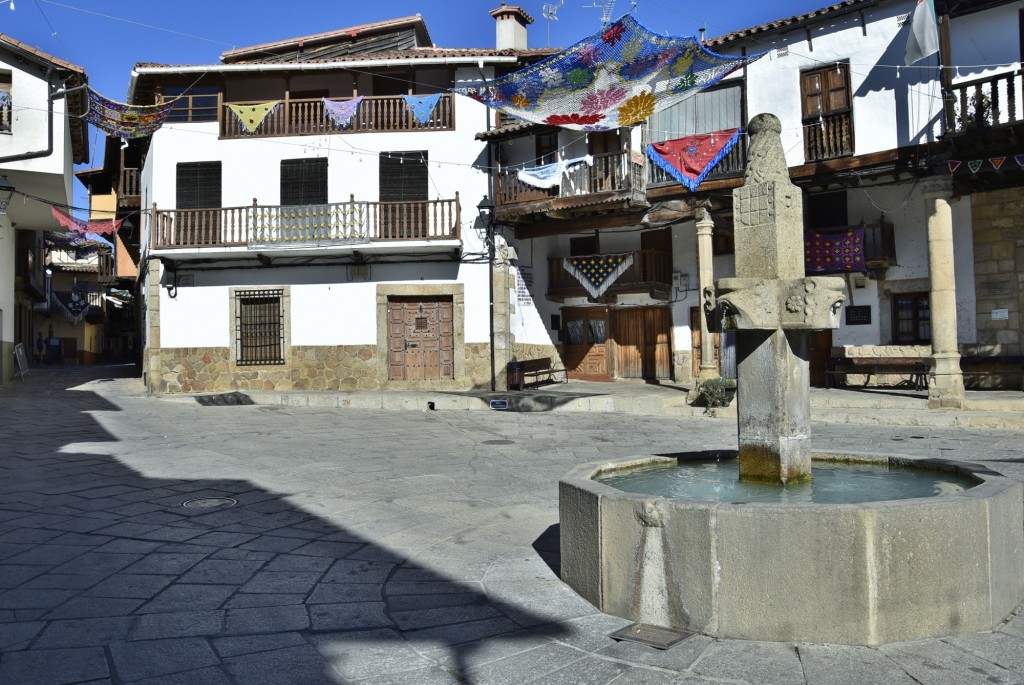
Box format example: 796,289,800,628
152,195,461,250
945,69,1024,135
217,93,455,139
646,137,746,187
496,150,646,208
119,168,140,201
803,111,854,162
547,249,672,298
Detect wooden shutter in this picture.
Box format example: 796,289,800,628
801,71,822,119
825,65,850,112
379,152,427,202
176,162,221,209
281,158,327,206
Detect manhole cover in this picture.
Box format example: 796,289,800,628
483,439,515,445
182,497,237,510
609,623,693,650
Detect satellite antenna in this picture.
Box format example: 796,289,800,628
542,0,563,47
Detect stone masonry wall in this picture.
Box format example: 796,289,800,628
970,188,1023,356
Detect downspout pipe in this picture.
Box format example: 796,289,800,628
0,66,87,164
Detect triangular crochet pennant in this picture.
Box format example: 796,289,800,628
990,156,1006,172
323,96,363,129
563,253,634,298
645,128,741,191
82,87,174,140
403,94,442,124
51,206,123,236
1015,154,1024,169
226,101,280,133
947,160,961,174
968,159,983,174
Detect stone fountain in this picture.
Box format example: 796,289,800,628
558,114,1024,645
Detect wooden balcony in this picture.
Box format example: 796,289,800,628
803,111,854,162
215,94,455,139
945,69,1024,136
496,150,648,220
151,196,461,251
547,249,672,301
119,168,140,207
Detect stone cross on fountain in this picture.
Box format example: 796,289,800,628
704,113,846,484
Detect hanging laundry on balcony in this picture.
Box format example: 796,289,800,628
516,155,592,189
82,87,175,140
323,96,363,129
226,101,280,134
563,252,634,298
646,128,741,192
804,229,866,274
451,15,762,131
402,93,442,124
51,206,124,236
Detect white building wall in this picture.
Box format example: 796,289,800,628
0,59,68,177
949,4,1021,83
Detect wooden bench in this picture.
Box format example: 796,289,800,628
959,356,1024,391
508,357,566,390
825,357,930,391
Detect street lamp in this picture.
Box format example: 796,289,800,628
0,176,16,214
477,195,496,392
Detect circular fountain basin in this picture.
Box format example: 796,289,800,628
559,452,1024,645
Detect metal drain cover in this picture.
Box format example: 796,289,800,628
182,497,237,510
609,623,693,650
483,439,515,445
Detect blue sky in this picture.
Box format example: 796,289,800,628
1,0,824,186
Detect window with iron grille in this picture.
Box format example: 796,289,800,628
235,289,285,365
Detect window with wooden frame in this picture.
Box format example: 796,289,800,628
892,292,931,344
280,158,327,206
235,289,285,365
175,162,222,244
800,62,854,162
536,130,558,165
162,85,219,123
0,72,12,133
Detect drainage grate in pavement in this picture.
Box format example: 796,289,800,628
483,439,515,445
182,497,238,510
609,623,693,650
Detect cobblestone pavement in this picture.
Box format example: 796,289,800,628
1,365,1023,684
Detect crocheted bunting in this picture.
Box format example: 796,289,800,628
968,159,983,174
947,160,961,174
516,156,592,189
563,253,634,298
804,229,866,274
82,87,175,140
1015,154,1024,169
403,94,442,124
51,206,123,236
452,14,763,130
990,156,1006,171
646,128,741,191
226,101,280,134
323,96,363,129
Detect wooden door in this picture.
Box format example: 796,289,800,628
615,307,672,380
808,329,832,387
640,227,672,253
387,297,453,381
563,306,611,381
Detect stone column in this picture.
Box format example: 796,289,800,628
145,257,163,394
922,178,965,409
492,241,514,391
695,209,719,381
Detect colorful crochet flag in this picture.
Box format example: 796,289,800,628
968,159,983,174
82,87,174,140
990,156,1006,171
226,101,280,133
804,229,866,273
947,160,961,174
646,128,741,191
1016,154,1024,169
403,94,442,124
51,206,123,236
516,156,592,189
452,14,763,131
563,253,634,298
323,96,362,129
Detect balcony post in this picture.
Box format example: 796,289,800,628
695,208,719,381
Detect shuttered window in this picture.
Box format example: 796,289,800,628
379,152,427,202
281,158,327,206
800,62,854,161
176,162,221,210
235,289,285,365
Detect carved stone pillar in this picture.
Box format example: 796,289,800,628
922,178,965,409
695,210,718,380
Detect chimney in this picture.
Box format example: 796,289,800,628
490,3,534,51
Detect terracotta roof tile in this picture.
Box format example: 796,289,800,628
0,33,85,74
706,0,877,46
221,16,430,62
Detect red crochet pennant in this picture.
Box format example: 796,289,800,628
646,128,741,191
51,206,123,235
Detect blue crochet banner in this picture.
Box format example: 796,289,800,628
452,15,762,130
403,94,442,124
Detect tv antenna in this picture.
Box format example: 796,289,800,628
542,0,563,47
584,0,617,27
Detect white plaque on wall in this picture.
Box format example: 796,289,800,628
992,309,1009,320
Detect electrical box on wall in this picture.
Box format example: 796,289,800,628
672,273,690,290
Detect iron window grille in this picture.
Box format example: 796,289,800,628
235,289,285,365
